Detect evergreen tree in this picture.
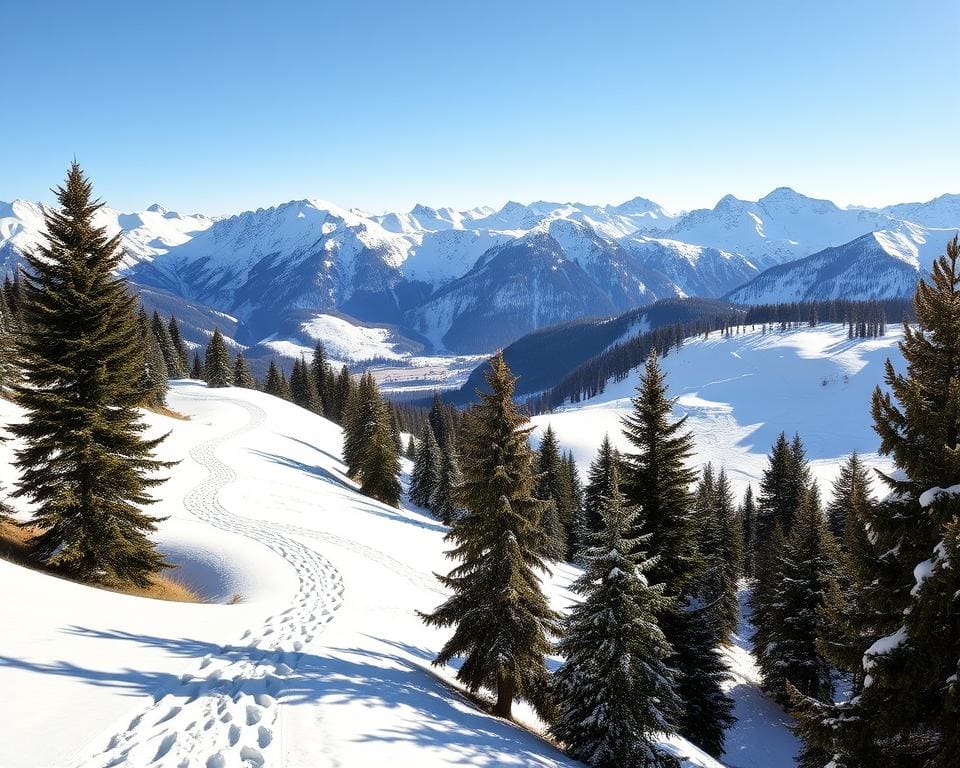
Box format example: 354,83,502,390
151,310,184,378
342,372,376,478
333,365,352,424
138,327,169,406
428,390,455,450
563,451,585,558
826,451,873,543
0,287,16,394
357,378,402,507
190,350,203,379
409,421,442,510
740,485,757,578
233,352,256,388
167,315,189,373
432,444,464,526
551,462,680,768
760,485,839,703
264,360,287,399
620,351,732,755
581,434,619,560
535,424,569,560
10,163,171,587
405,434,416,461
203,329,232,388
310,341,330,416
793,235,960,768
420,352,560,719
694,467,742,639
290,356,321,413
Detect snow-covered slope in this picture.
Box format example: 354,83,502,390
724,225,956,305
0,199,214,273
663,188,900,270
532,323,901,499
0,382,786,768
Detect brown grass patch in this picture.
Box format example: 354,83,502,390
0,519,202,603
145,404,190,421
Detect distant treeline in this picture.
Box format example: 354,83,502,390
526,298,914,414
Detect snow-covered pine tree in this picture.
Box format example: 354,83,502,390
551,461,681,768
432,444,463,526
761,485,839,703
139,326,169,406
420,352,560,719
167,315,190,373
826,451,873,543
310,341,330,417
409,421,442,510
793,235,960,768
535,424,569,560
581,433,619,560
562,451,584,558
233,352,256,388
203,329,232,388
620,351,732,756
151,310,184,378
190,350,203,379
711,468,743,638
405,434,416,460
11,163,171,587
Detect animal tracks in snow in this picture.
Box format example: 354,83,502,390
75,395,344,768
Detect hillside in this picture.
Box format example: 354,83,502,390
0,382,770,768
531,323,900,499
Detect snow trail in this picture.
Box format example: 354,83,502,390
75,395,345,768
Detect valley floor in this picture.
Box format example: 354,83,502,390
1,382,796,768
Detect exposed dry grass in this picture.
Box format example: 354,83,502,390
0,519,203,603
145,403,190,421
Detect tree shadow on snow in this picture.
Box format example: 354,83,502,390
0,627,569,765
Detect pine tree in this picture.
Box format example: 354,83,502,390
620,351,732,755
290,356,322,413
333,365,352,424
794,235,960,768
563,451,585,558
264,360,287,398
10,163,171,587
190,350,203,379
409,421,442,510
310,341,330,416
760,485,839,703
405,434,416,461
581,434,619,560
167,315,189,373
233,352,256,388
694,467,742,639
420,352,560,719
342,372,376,478
535,424,569,560
551,462,680,768
740,485,757,578
357,379,402,507
826,451,873,543
139,326,169,406
151,310,184,378
432,444,463,526
203,329,232,388
428,391,455,450
0,286,16,394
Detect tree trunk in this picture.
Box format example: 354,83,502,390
493,671,515,718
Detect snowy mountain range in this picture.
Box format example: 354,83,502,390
2,188,958,357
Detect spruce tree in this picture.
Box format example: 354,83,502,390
551,462,680,768
620,351,731,755
432,444,463,526
151,310,184,378
203,329,232,388
310,341,330,416
10,163,170,587
139,327,169,406
826,451,873,544
405,434,416,461
0,287,15,394
167,315,190,373
342,372,376,478
409,421,442,510
420,352,560,719
357,380,402,507
290,356,322,413
428,390,455,450
695,467,743,639
740,485,757,579
264,360,287,398
794,235,960,768
233,352,256,388
581,434,619,559
563,451,585,558
535,424,569,560
333,365,352,424
190,350,203,379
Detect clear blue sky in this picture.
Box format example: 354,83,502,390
2,1,957,215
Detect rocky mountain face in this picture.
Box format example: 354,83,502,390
2,188,958,358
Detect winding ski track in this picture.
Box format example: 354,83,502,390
76,395,345,768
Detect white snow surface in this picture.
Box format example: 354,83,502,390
533,323,901,499
0,382,780,768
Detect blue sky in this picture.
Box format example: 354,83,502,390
2,1,957,215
